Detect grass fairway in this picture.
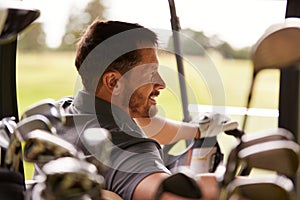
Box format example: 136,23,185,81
16,51,280,180
16,51,79,113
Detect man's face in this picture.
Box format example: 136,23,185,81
119,48,165,118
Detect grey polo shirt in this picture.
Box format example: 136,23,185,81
59,90,170,200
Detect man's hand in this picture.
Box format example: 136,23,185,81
191,112,239,138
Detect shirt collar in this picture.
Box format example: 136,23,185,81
73,90,143,134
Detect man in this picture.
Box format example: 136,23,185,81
62,20,238,200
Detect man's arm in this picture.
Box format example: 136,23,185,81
134,116,199,145
135,113,238,145
133,172,220,200
133,172,170,200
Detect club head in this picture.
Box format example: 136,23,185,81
23,129,83,163
15,114,56,141
0,116,17,135
238,140,300,177
226,175,295,200
0,117,20,171
252,18,300,71
0,128,10,149
0,117,17,148
0,1,40,44
39,157,104,200
239,128,295,150
21,98,66,125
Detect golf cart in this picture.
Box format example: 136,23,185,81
0,0,299,199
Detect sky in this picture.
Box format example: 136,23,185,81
22,0,287,49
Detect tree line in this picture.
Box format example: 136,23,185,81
18,0,250,59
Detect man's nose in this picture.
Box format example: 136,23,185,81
154,73,166,89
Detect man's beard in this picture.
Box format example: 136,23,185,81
127,92,158,118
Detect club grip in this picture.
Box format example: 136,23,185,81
224,129,245,139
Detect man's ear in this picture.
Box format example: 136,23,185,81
102,71,122,95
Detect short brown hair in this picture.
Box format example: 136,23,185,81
75,20,157,70
75,20,158,92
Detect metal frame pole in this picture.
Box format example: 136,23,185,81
168,0,191,122
279,0,300,198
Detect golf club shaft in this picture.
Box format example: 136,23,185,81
242,70,258,131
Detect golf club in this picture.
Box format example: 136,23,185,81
239,128,294,149
22,129,84,164
238,140,299,178
29,157,104,200
220,128,299,187
243,18,300,131
22,128,88,194
0,117,19,171
226,174,296,200
0,116,16,149
0,1,40,44
4,133,22,172
21,98,66,125
15,114,57,140
224,128,297,176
